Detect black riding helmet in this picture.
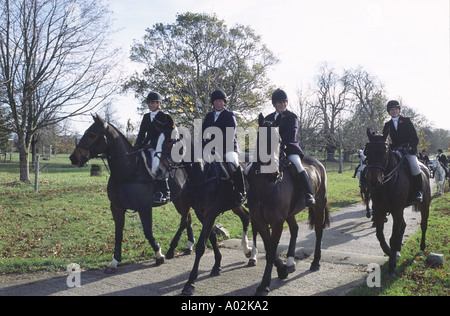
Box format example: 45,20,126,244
146,91,163,103
210,89,227,104
272,88,288,105
386,100,401,113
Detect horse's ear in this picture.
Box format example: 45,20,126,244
92,113,105,127
366,128,372,141
258,113,265,127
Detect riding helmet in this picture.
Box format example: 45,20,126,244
210,89,227,104
272,89,288,105
146,91,163,103
386,100,401,113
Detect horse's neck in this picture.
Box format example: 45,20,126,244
105,125,136,182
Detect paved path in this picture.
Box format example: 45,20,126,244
0,196,428,296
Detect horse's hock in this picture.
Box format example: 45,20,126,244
90,164,102,176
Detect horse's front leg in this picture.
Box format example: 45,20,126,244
105,204,125,274
373,207,391,257
286,216,299,273
388,212,406,276
182,215,216,296
138,208,165,266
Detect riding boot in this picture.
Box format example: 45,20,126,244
412,174,423,202
298,170,316,207
153,179,171,206
231,167,246,204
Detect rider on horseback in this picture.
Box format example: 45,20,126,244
135,91,174,205
265,89,315,207
202,89,247,204
382,100,423,202
437,149,449,178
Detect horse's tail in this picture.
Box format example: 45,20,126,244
308,204,331,230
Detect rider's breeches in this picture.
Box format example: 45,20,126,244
406,154,421,176
225,151,240,171
288,154,305,173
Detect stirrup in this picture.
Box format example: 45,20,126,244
153,192,170,206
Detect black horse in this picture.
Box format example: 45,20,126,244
246,114,330,296
70,115,251,274
364,128,431,276
157,132,252,296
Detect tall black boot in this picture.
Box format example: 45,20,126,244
231,167,246,204
412,174,423,202
298,171,316,207
153,179,171,206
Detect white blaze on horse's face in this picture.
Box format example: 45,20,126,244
152,133,166,176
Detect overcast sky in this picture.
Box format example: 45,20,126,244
73,0,450,132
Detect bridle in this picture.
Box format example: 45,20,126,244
365,141,406,186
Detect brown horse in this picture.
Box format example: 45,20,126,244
70,115,251,274
364,128,430,276
247,114,330,296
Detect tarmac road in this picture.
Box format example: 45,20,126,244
0,195,428,296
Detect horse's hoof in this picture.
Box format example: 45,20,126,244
183,248,193,255
182,284,195,296
245,251,252,259
255,286,269,296
210,267,221,277
104,267,117,274
310,263,320,272
287,264,296,274
277,265,289,280
248,259,257,267
165,251,174,260
155,256,165,266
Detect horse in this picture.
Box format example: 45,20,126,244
364,128,431,276
354,150,372,218
70,115,251,274
246,114,330,296
429,159,446,195
156,131,252,296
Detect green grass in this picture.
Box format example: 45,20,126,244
348,191,450,296
0,154,361,274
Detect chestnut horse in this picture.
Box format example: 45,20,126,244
247,114,330,296
364,128,430,276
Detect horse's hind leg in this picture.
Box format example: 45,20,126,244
248,223,258,266
138,209,165,265
166,197,192,259
208,229,222,276
232,206,251,258
105,203,125,274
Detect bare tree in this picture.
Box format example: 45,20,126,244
0,0,120,181
313,63,352,161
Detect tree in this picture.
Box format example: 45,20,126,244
313,63,352,161
123,12,279,128
0,0,119,181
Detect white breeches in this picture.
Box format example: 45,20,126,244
406,154,421,176
225,151,239,170
288,154,305,173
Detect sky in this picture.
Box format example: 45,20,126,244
73,0,450,133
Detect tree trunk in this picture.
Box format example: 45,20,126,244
18,134,31,182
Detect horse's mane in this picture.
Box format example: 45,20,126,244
106,122,134,150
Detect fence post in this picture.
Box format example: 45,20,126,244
35,155,39,192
